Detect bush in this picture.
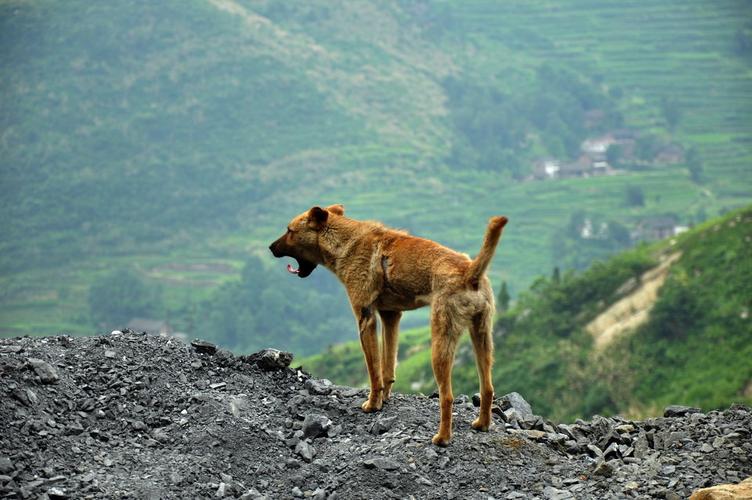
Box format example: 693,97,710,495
88,268,163,328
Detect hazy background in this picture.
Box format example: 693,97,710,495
1,0,750,366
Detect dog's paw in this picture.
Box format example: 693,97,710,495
361,399,383,413
431,433,451,447
471,418,490,432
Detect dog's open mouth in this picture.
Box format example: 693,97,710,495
286,257,317,278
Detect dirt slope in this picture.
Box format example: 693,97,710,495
586,252,682,350
1,332,750,499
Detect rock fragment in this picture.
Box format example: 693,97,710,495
664,405,702,417
229,395,250,417
191,340,217,354
304,378,333,395
301,414,331,439
251,349,293,370
295,441,315,462
27,357,59,383
362,457,400,471
498,392,533,420
368,415,397,435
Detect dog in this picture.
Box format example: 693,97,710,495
269,205,508,446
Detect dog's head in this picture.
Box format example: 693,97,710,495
268,204,344,278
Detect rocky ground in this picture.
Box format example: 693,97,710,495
0,332,750,500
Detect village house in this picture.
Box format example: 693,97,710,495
532,158,561,180
655,143,684,164
529,128,639,181
632,215,682,241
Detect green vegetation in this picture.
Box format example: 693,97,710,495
88,268,164,327
303,207,752,420
444,63,621,176
194,257,353,356
1,1,751,359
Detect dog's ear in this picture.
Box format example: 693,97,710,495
326,204,345,216
307,206,329,229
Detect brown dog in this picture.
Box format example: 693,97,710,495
269,205,508,446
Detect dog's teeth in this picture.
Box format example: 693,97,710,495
286,263,299,274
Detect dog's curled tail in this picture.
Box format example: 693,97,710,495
465,216,508,288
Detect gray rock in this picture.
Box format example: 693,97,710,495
216,482,227,497
239,489,264,499
302,414,331,439
291,486,303,498
131,420,147,431
472,393,481,407
191,340,217,354
255,349,293,371
28,358,59,384
47,487,68,499
592,459,615,477
229,395,250,417
503,408,522,424
543,486,575,500
0,457,13,474
368,415,397,435
586,444,603,458
498,392,533,420
295,441,315,462
304,378,333,395
663,405,701,418
362,457,400,471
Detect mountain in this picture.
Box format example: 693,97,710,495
302,206,752,420
1,1,751,350
1,332,750,498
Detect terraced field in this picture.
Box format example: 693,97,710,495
1,0,750,348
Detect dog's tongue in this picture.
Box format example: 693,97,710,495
286,263,300,275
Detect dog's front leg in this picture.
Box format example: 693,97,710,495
355,305,383,412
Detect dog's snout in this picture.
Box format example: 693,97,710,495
269,239,284,258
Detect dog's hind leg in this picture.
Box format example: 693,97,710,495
430,301,461,446
469,309,495,431
378,310,401,401
355,305,383,412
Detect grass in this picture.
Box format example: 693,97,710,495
1,0,750,346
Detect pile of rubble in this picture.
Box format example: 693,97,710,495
0,332,749,499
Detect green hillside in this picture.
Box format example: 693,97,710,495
1,1,751,352
302,206,752,420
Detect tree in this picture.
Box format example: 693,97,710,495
552,267,561,284
661,97,682,131
88,268,163,327
625,186,645,207
635,135,661,162
686,147,704,183
606,144,623,168
496,281,510,314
